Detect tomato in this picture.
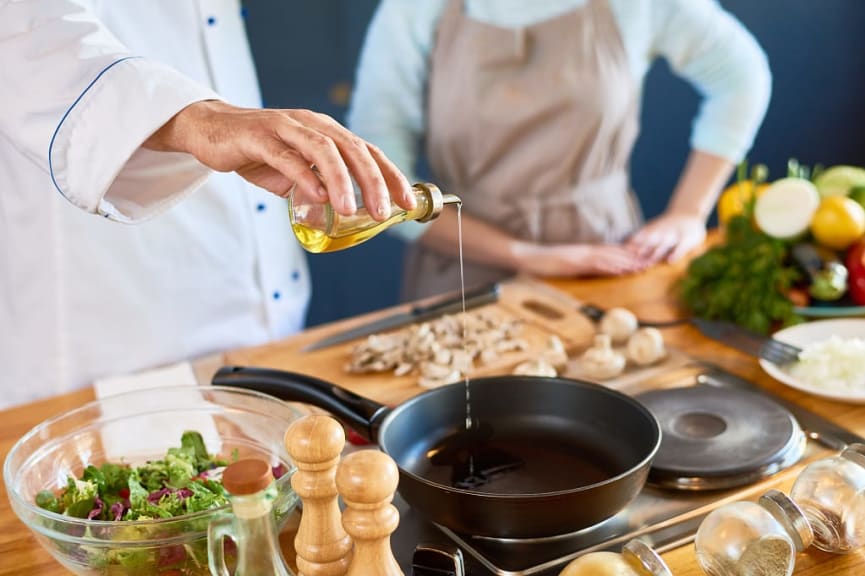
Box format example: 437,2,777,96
846,238,865,305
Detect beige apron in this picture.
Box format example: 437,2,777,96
402,0,644,300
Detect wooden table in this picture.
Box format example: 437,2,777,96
3,260,865,575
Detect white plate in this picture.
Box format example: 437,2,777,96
759,319,865,403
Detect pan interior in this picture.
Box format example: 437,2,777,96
408,416,622,494
381,377,659,496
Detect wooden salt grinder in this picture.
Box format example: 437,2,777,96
285,415,352,576
336,449,404,576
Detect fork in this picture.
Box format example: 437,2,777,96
578,303,689,329
758,338,803,366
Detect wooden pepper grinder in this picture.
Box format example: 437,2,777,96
336,449,404,576
284,415,353,576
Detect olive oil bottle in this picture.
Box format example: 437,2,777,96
290,182,461,253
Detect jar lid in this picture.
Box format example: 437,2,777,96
841,443,865,470
758,489,814,551
222,459,274,496
622,539,672,576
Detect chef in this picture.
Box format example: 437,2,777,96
0,0,414,409
348,0,772,299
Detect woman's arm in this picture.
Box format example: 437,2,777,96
421,208,649,277
627,0,771,262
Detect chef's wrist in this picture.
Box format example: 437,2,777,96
143,99,225,154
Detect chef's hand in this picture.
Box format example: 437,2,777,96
626,211,706,264
144,100,414,220
515,243,651,277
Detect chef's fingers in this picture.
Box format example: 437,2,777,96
271,116,356,215
245,135,327,201
295,110,394,221
366,142,415,211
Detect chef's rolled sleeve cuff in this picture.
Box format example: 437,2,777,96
49,57,220,223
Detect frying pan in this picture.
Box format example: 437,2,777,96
213,366,661,538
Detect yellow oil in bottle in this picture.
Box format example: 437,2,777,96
290,183,459,253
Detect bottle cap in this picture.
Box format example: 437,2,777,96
622,539,672,576
222,459,275,496
414,183,461,223
758,489,814,551
840,443,865,470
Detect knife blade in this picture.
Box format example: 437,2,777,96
301,283,501,352
691,317,802,365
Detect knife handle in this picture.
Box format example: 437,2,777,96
409,283,501,320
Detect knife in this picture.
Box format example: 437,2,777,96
301,283,501,352
691,317,802,365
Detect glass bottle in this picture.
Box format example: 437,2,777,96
289,182,461,253
694,489,813,576
208,458,294,576
559,539,673,576
790,443,865,552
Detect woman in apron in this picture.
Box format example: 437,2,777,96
348,0,770,300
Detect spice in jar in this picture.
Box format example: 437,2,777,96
790,443,865,553
694,489,813,576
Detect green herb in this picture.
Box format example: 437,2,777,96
680,214,804,334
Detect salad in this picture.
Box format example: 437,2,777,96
32,431,291,575
35,431,243,521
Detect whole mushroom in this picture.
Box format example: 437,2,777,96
576,334,626,380
626,327,666,366
599,308,638,344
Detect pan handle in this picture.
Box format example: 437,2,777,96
212,366,388,441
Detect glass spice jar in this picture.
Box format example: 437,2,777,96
208,459,294,576
790,443,865,553
559,539,673,576
694,489,813,576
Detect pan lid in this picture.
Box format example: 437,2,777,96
635,385,805,491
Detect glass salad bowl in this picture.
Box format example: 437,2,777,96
3,385,303,575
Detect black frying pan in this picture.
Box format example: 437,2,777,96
213,366,661,538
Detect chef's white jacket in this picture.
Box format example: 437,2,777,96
0,0,311,409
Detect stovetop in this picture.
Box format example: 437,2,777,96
388,362,845,575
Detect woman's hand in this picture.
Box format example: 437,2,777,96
627,212,706,264
514,242,651,277
144,100,415,220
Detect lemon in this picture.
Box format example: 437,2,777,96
814,165,865,198
810,196,865,250
717,180,768,226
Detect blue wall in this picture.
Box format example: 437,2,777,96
245,0,865,326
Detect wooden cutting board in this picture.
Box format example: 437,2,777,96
224,277,685,406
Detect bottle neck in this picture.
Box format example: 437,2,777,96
758,489,814,552
622,539,672,576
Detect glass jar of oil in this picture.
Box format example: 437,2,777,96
289,182,460,253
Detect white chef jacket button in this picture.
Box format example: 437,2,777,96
206,16,217,26
256,202,266,212
240,7,248,19
272,291,281,300
291,270,301,281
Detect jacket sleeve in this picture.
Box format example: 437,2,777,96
647,0,772,163
0,0,220,222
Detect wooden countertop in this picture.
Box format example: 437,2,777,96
3,258,865,575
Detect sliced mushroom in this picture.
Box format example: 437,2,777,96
626,327,666,366
512,359,558,377
541,335,569,370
